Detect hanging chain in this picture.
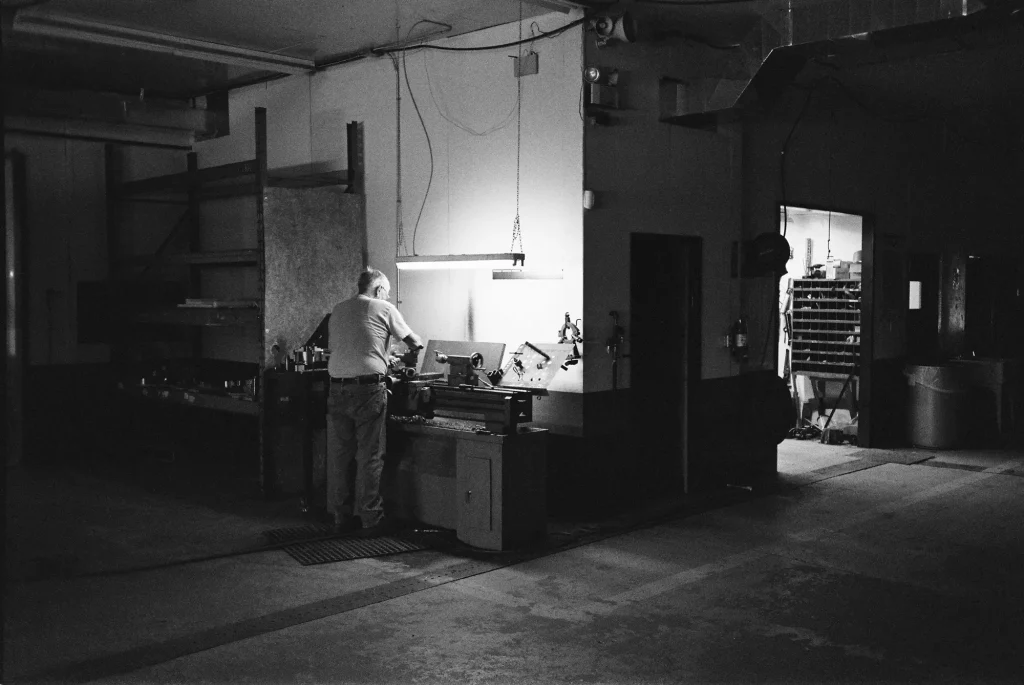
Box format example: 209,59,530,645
510,0,525,254
396,56,406,256
394,4,406,256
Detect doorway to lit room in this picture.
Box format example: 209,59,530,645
777,206,864,457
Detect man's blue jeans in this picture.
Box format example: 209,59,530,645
327,381,387,528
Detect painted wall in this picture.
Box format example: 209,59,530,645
581,36,744,390
743,83,1022,369
194,12,585,381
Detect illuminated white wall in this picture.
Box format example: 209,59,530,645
196,12,584,379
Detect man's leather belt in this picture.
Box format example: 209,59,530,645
331,374,385,385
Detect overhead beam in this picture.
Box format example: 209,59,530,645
12,11,314,74
5,116,193,149
6,86,227,138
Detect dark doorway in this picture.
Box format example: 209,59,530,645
630,233,701,494
966,255,1023,359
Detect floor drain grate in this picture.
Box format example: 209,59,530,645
282,536,428,565
262,524,333,545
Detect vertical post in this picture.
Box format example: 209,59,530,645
346,121,365,196
104,145,122,279
348,121,369,282
255,107,269,497
5,152,29,467
187,151,202,359
104,144,125,362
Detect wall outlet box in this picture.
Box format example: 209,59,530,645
513,52,539,77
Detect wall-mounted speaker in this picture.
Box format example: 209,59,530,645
589,13,636,47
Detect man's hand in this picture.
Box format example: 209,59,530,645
398,348,420,368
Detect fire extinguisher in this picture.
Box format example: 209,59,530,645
730,317,749,361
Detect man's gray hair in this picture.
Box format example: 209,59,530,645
357,267,387,294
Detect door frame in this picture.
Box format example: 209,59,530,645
776,203,876,446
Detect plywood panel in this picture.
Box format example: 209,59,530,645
264,187,365,365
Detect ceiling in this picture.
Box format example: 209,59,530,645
3,0,1024,139
0,0,592,99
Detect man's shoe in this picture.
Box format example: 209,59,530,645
353,517,398,538
332,517,361,536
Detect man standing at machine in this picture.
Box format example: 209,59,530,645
327,267,423,536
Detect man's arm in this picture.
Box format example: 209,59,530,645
395,332,424,368
403,332,424,351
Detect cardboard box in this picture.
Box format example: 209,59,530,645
826,262,850,279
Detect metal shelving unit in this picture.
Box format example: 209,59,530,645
789,279,862,380
105,107,365,496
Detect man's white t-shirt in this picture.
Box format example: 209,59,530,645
327,294,412,379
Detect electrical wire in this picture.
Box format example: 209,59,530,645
778,84,817,238
393,3,407,258
394,54,407,256
398,9,575,252
422,51,520,136
826,109,834,260
373,17,587,55
403,48,434,256
767,83,819,367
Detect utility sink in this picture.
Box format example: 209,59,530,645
944,358,1021,437
946,358,1007,385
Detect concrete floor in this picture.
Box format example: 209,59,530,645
5,441,1024,684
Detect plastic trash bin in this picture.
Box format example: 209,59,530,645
905,364,970,448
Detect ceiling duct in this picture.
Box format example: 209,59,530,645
659,0,993,127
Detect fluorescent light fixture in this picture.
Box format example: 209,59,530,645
396,253,525,271
492,269,563,280
13,12,314,75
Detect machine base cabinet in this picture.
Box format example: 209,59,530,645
456,429,547,551
385,423,547,551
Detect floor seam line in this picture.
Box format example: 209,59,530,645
16,556,513,684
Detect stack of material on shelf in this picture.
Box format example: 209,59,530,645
177,298,259,308
825,260,852,280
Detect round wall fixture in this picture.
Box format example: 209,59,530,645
753,232,791,274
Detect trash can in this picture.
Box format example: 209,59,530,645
905,364,970,448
